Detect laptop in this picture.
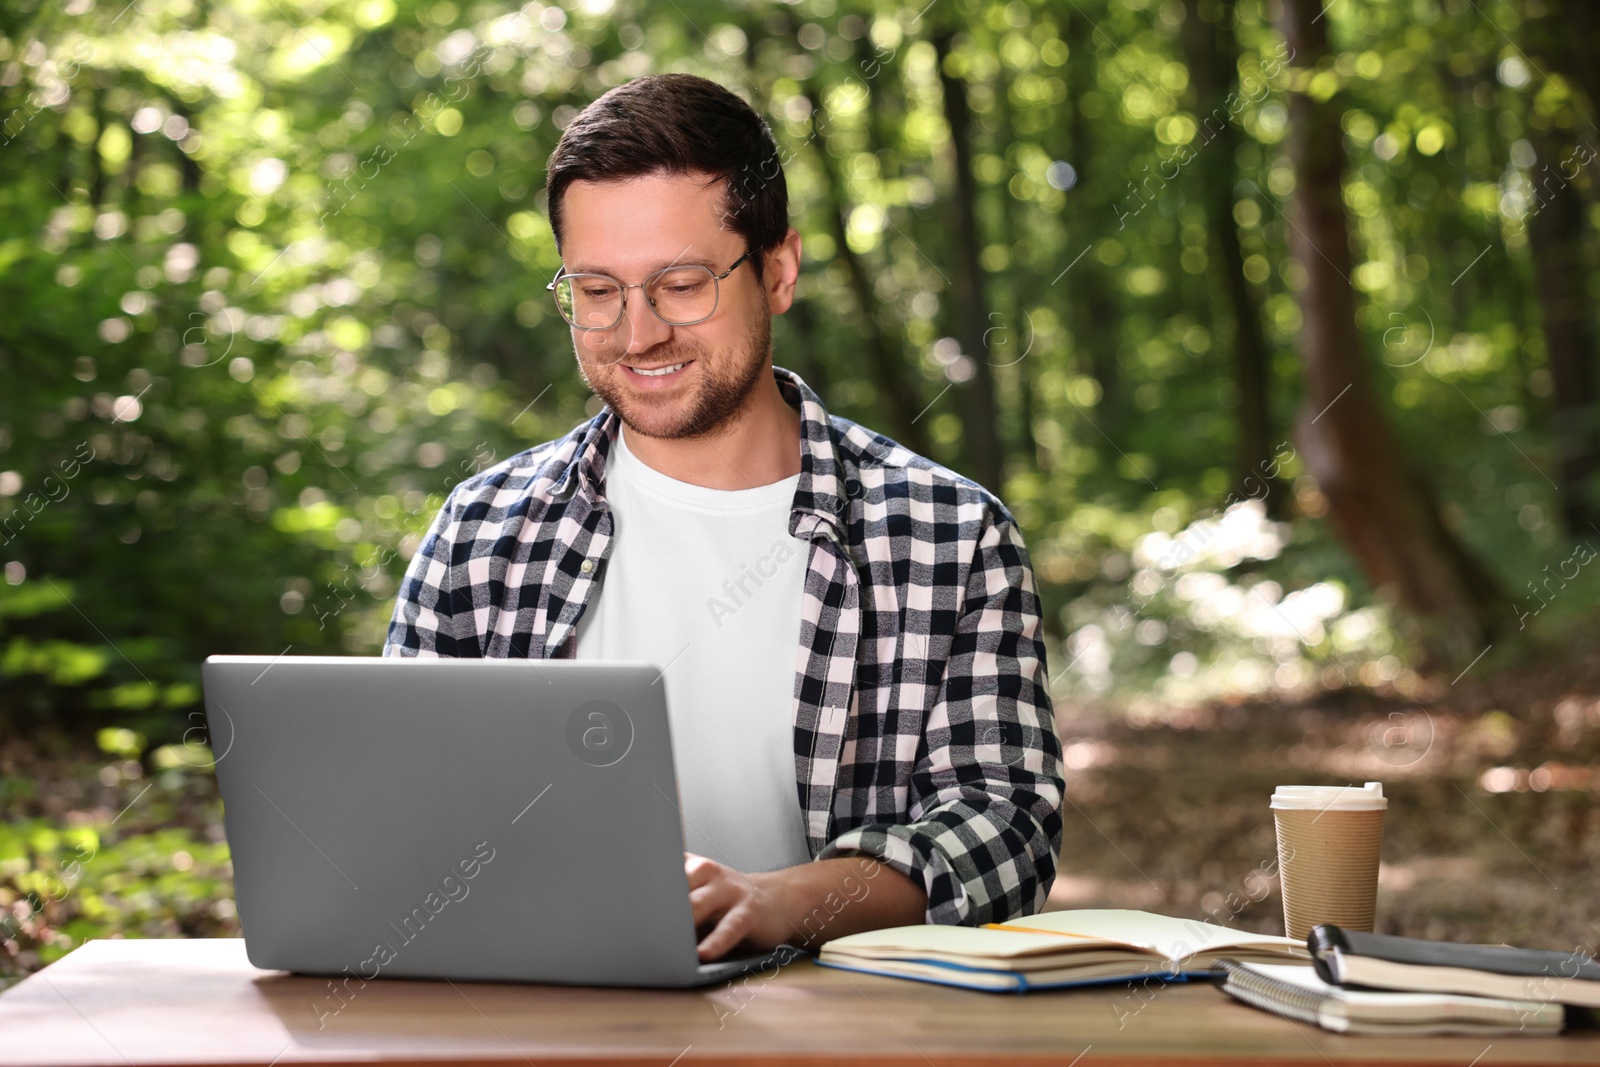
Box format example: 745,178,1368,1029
201,655,800,987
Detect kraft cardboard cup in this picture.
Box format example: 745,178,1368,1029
1271,782,1387,942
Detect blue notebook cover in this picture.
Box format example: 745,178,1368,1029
813,956,1200,994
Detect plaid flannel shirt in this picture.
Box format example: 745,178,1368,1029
383,365,1064,925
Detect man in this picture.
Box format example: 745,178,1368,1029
384,73,1063,962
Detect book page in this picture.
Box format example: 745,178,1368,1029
824,910,1309,968
988,909,1308,962
821,922,1159,961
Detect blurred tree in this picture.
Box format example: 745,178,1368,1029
932,24,1005,495
1062,7,1120,426
1179,0,1285,515
1277,0,1505,664
796,69,930,456
1519,0,1600,537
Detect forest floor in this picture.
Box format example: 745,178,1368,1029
1046,621,1600,956
4,622,1599,988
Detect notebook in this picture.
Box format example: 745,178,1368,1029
1310,924,1600,1008
1215,959,1565,1035
815,909,1311,993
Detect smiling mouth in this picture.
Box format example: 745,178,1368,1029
625,361,690,377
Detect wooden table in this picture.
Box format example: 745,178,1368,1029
2,939,1596,1066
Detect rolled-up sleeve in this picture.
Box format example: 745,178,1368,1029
816,512,1065,925
383,486,470,658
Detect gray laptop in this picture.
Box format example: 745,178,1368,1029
201,655,800,987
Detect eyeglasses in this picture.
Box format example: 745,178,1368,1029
546,249,755,336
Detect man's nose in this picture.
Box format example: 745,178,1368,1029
619,287,672,355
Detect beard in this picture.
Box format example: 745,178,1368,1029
577,306,773,442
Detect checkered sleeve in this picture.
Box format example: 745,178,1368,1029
382,484,473,658
817,510,1065,925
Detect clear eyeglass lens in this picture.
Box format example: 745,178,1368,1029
554,266,719,329
556,276,624,330
645,266,717,323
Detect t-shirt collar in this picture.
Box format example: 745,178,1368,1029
543,365,849,534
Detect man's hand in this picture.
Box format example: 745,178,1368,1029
686,852,928,962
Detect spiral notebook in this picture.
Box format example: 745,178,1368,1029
1214,960,1565,1035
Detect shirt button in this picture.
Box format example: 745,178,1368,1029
579,559,594,573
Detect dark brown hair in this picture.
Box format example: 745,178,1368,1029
544,74,787,281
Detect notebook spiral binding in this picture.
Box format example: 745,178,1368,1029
1214,959,1327,1026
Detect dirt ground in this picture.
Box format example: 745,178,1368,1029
1046,625,1600,957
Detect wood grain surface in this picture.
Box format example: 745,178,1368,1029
2,938,1596,1067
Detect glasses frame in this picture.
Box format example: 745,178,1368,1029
545,248,756,331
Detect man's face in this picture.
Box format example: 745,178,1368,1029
557,172,771,440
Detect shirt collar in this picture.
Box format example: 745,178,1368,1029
541,365,849,534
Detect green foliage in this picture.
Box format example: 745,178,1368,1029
0,0,1596,978
0,0,1589,731
0,751,231,984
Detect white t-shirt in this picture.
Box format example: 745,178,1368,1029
573,427,812,874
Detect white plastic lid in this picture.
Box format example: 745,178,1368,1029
1271,781,1387,811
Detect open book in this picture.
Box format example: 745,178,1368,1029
815,909,1312,993
1216,960,1565,1035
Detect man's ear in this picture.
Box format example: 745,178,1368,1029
764,226,803,315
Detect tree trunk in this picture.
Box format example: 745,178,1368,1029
991,63,1041,471
170,99,203,194
1519,2,1600,535
1524,0,1600,146
1525,125,1600,535
1276,0,1506,666
1063,9,1120,424
932,29,1006,495
801,76,931,457
739,13,831,400
779,282,830,396
88,88,107,208
1180,0,1287,515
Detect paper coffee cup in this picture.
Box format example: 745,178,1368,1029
1271,782,1386,942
